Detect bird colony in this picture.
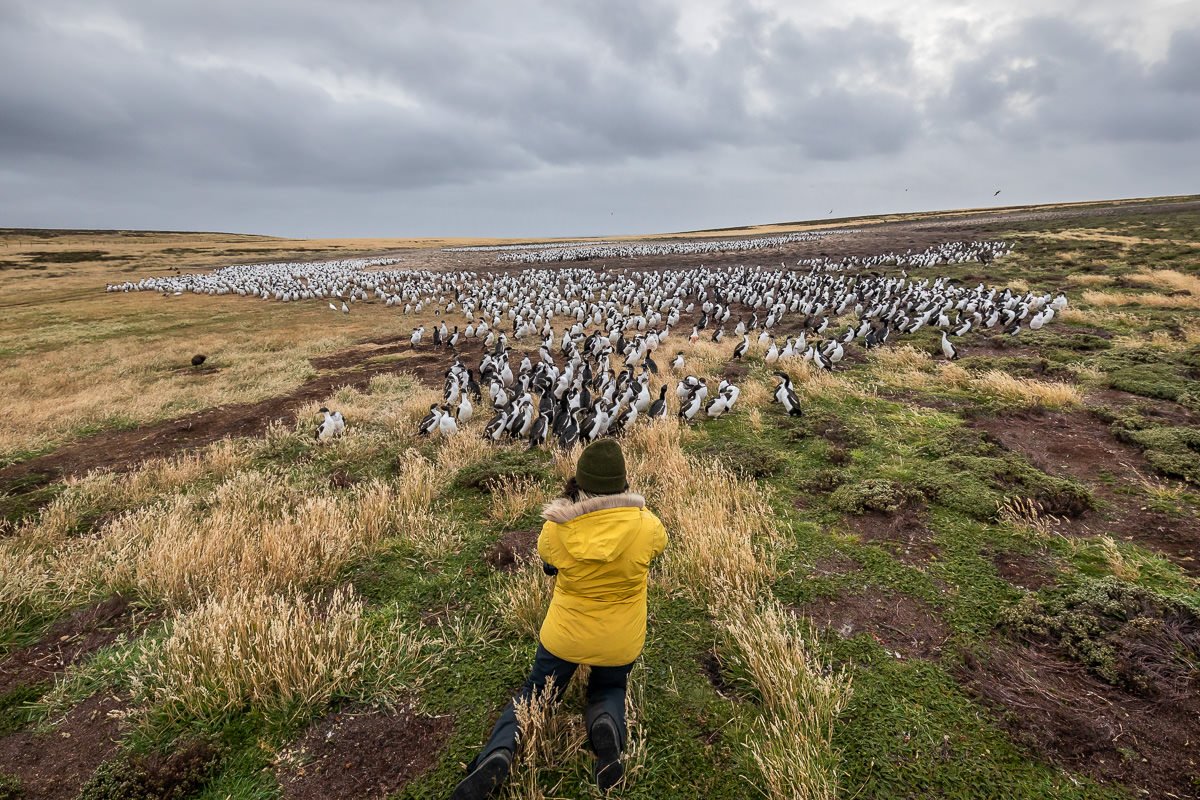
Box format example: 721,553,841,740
109,236,1066,450
487,229,853,263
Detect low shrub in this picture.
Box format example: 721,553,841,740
1114,424,1200,485
78,741,219,800
453,451,550,493
829,479,918,515
1000,577,1200,697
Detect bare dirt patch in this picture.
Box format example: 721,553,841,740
276,705,453,800
796,588,949,659
0,357,424,495
969,409,1199,576
805,551,862,577
989,549,1057,591
959,643,1200,798
1089,388,1200,428
845,504,939,566
484,528,540,572
0,693,126,800
0,597,146,696
970,409,1144,487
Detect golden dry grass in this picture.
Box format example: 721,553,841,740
972,370,1083,409
492,556,555,639
997,496,1061,540
719,599,852,800
1066,274,1116,287
1128,269,1200,295
488,475,551,528
0,455,443,625
1082,285,1200,310
621,419,777,607
130,587,430,724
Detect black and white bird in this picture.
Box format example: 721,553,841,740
647,386,668,419
417,404,441,436
940,331,959,360
732,335,749,360
772,373,802,416
316,407,346,441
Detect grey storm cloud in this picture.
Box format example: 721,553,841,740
0,0,1197,236
941,16,1200,145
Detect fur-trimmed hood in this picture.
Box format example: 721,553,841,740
541,492,646,524
540,492,648,564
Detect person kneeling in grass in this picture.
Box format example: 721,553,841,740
453,439,668,798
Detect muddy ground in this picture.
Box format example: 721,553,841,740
275,705,453,800
0,693,127,800
969,408,1199,576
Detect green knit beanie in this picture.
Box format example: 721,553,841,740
575,439,628,495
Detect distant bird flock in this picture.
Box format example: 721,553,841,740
110,237,1066,449
444,240,611,253
489,230,853,263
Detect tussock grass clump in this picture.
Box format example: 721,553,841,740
654,461,775,603
1128,269,1200,296
2,463,444,626
17,439,250,543
131,587,429,725
1083,288,1200,310
997,496,1061,540
1000,577,1200,697
829,479,917,515
88,472,413,608
719,599,852,800
488,475,551,528
868,344,931,374
972,370,1083,409
1067,274,1116,287
504,675,587,800
492,556,555,639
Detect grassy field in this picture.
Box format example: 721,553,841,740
0,199,1198,799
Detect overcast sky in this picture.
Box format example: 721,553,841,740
2,0,1197,238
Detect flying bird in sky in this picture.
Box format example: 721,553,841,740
994,190,1001,196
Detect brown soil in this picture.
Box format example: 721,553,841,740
806,551,862,577
796,587,949,659
1088,388,1200,428
699,650,737,699
989,549,1058,591
0,597,146,696
845,504,939,566
960,642,1200,798
276,705,453,800
970,409,1199,576
0,346,456,499
0,693,126,800
484,528,540,572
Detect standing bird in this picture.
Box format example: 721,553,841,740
190,354,207,368
316,407,345,441
940,331,959,360
417,404,441,436
679,391,703,422
438,405,459,436
732,336,749,360
773,373,803,417
670,352,685,372
647,386,668,419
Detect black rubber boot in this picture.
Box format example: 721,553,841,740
589,713,624,792
451,747,512,800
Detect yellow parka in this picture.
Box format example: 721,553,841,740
537,492,668,667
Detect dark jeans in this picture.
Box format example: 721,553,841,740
472,643,634,768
